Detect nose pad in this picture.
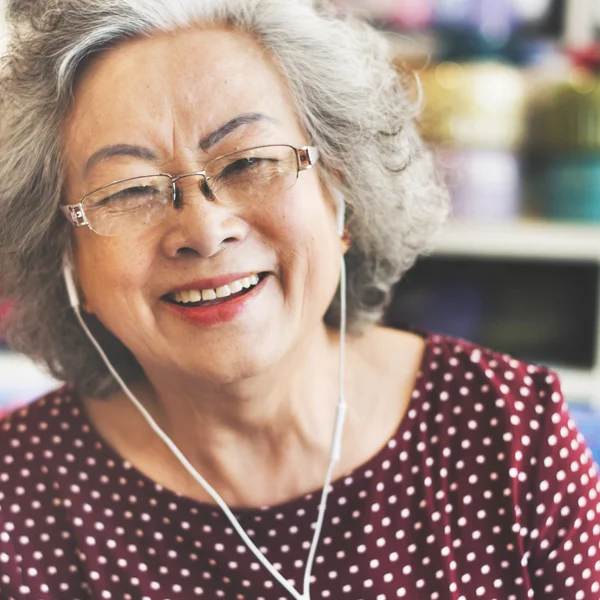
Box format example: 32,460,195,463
174,186,184,209
173,176,215,208
199,178,215,201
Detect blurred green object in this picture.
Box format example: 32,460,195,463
529,70,600,150
418,60,527,149
418,61,526,219
534,155,600,221
528,70,600,221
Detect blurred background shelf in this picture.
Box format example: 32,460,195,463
435,219,600,261
558,367,600,403
390,222,600,407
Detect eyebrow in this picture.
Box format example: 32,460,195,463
84,144,156,174
84,112,277,174
199,112,276,150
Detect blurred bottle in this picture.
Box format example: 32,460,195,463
528,68,600,221
418,61,527,220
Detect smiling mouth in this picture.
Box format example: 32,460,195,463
163,273,268,308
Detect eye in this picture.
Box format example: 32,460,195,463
94,185,165,208
219,156,270,178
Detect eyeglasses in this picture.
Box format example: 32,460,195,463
59,144,319,237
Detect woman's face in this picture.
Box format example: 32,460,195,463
63,26,342,385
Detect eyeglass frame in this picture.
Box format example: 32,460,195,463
59,144,320,231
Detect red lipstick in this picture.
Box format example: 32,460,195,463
164,274,268,326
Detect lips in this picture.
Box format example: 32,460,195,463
163,273,267,308
163,272,269,326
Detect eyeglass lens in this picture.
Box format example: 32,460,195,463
82,145,300,236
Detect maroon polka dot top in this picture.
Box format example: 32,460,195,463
0,333,599,600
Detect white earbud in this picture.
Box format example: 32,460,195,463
333,190,345,237
62,256,81,308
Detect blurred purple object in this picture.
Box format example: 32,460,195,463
334,0,555,35
434,0,517,39
437,148,521,220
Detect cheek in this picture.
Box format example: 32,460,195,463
264,187,340,297
269,176,338,245
75,236,151,313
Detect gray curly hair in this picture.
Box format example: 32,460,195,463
0,0,449,397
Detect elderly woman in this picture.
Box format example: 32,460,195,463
0,0,598,598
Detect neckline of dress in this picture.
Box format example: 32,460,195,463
65,329,437,517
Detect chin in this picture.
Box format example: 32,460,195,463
178,339,287,386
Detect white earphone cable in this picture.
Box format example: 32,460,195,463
302,255,347,597
63,254,347,600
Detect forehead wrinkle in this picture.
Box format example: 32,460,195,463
65,27,307,195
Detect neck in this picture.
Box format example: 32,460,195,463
117,323,344,505
83,325,425,507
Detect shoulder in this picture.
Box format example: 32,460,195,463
0,387,101,596
409,332,569,466
407,333,595,494
400,334,600,582
368,327,563,441
413,334,596,509
422,331,560,407
0,384,79,444
376,327,560,411
0,385,83,500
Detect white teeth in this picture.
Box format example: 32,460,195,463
229,280,243,294
171,274,262,304
215,285,231,298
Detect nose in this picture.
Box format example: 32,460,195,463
160,176,249,259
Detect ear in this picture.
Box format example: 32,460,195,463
341,226,351,254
